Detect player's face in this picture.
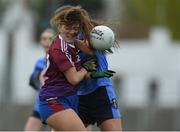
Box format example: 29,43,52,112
40,32,54,53
59,23,80,43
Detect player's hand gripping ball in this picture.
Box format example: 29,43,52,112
90,25,115,50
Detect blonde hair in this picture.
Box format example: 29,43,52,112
41,28,56,35
50,5,94,43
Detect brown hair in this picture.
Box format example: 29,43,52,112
50,5,94,43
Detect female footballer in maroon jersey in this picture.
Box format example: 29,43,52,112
38,6,112,131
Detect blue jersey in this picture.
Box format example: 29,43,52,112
29,57,46,91
78,51,112,95
29,57,46,114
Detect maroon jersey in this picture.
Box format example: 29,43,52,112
39,35,81,100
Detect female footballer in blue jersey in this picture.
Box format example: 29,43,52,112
24,28,55,131
38,6,113,131
75,24,122,131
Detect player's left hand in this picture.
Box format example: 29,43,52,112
90,70,116,79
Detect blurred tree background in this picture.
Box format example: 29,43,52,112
1,0,179,40
119,0,180,40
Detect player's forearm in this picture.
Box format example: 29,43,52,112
71,68,88,85
64,67,88,85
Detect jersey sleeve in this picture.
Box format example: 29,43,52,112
29,69,41,90
29,60,43,90
50,48,74,72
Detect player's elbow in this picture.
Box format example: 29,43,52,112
67,76,80,85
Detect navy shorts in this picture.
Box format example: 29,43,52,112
78,86,121,126
32,110,41,119
39,93,78,124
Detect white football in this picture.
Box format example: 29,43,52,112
90,25,115,50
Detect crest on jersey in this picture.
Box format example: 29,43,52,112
111,98,118,109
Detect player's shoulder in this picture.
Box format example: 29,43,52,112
50,34,66,51
50,35,60,47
